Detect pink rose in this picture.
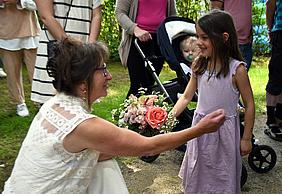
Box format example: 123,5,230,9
139,95,158,107
145,107,168,129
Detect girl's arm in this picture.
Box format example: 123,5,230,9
35,0,67,40
63,109,225,157
171,74,197,117
234,64,255,156
88,5,102,43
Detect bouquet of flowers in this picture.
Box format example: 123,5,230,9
112,90,177,137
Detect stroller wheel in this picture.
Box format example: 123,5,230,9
248,145,277,173
241,164,248,188
140,154,160,163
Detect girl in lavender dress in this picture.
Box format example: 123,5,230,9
171,10,255,193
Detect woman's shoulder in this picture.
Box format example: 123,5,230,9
48,93,95,119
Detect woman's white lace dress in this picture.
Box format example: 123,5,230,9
3,93,129,194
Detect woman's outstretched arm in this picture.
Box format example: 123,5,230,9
63,109,225,157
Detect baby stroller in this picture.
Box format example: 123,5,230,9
135,16,277,188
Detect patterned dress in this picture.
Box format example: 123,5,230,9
31,0,101,103
179,59,245,194
3,93,129,194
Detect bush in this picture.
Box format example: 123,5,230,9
252,0,270,55
100,0,121,60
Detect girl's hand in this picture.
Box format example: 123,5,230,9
240,139,252,156
134,26,152,42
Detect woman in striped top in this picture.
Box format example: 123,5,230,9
31,0,102,104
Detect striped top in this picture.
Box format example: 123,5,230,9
273,0,282,32
31,0,101,103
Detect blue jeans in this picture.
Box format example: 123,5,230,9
239,42,253,71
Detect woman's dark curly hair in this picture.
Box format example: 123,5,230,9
46,37,109,102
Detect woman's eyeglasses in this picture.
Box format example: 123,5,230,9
95,63,110,77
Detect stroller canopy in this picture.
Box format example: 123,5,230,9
157,16,196,89
157,16,196,72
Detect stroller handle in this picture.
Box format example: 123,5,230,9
134,39,173,103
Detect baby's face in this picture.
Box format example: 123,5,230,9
182,39,200,62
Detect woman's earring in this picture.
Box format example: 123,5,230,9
82,90,87,102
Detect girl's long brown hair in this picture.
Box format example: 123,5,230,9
193,9,244,79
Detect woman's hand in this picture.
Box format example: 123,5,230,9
134,26,152,42
240,139,252,156
196,109,225,135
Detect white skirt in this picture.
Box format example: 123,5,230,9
87,159,129,194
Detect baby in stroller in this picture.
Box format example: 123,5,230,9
179,36,200,75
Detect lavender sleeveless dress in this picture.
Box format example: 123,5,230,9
179,59,246,194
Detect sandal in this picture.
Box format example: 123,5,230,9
264,125,282,142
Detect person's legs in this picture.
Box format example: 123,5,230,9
126,36,164,98
1,48,29,117
265,31,282,137
126,40,147,97
266,31,282,96
275,93,282,124
23,48,37,82
266,92,278,126
1,49,25,104
239,42,253,71
266,92,282,138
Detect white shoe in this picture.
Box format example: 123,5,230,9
0,68,7,78
16,103,29,117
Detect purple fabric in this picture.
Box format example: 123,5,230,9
179,59,246,193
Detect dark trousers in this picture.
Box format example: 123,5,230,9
239,42,253,71
266,30,282,96
126,33,164,97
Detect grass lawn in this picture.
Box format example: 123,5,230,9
0,57,269,191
